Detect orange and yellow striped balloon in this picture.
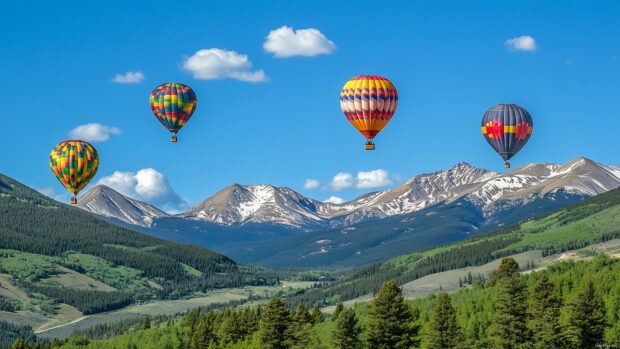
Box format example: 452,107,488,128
50,140,99,204
340,75,398,150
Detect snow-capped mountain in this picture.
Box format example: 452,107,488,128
181,157,620,228
466,158,620,217
182,184,331,228
323,162,499,226
77,185,168,227
78,157,620,230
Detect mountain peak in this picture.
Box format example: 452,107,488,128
183,183,325,227
450,161,475,170
78,158,620,231
77,185,167,227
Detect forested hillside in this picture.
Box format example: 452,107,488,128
287,186,620,307
0,174,277,316
9,255,620,348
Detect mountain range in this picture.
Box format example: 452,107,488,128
76,157,620,267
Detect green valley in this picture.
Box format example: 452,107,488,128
4,177,620,347
287,186,620,308
12,253,620,348
0,173,289,344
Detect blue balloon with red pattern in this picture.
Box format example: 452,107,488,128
481,104,533,168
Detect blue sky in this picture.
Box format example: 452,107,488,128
1,0,618,211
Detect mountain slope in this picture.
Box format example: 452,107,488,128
182,184,330,228
0,173,275,307
222,189,585,267
77,185,168,227
78,158,620,231
216,158,620,267
288,186,620,306
75,158,620,267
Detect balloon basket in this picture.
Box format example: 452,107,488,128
70,197,77,205
504,162,511,169
365,142,375,151
171,135,178,143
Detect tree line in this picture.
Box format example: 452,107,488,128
19,282,132,315
9,254,620,348
286,187,620,310
0,174,280,302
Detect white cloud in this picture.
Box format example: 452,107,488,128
330,172,354,191
112,71,145,84
68,123,121,142
183,48,267,82
96,168,187,212
264,26,336,58
329,169,393,191
355,169,392,189
304,179,320,189
505,35,537,52
324,196,344,204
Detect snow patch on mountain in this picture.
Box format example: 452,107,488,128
77,185,168,226
80,157,620,230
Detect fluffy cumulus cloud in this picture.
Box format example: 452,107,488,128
96,168,187,212
356,169,392,189
264,26,336,58
111,71,145,84
304,179,320,189
330,172,354,191
68,123,121,142
329,169,393,191
183,48,266,83
324,196,344,204
505,35,537,52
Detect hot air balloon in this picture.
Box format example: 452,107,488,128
340,75,398,150
150,82,197,142
50,140,99,204
481,104,533,168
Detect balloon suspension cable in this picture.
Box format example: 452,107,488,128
365,141,375,151
505,161,511,169
70,196,77,205
171,134,178,143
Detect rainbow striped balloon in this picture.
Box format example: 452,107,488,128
50,140,99,204
150,82,198,142
340,76,398,150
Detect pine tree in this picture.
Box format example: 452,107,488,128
185,308,201,333
218,313,241,346
9,339,30,349
239,307,259,336
259,297,291,349
286,302,312,348
333,302,344,321
142,316,151,330
489,257,529,349
367,280,419,349
427,292,463,349
527,275,563,349
285,320,310,349
311,304,324,324
190,315,215,349
332,308,362,349
488,257,519,286
293,302,313,325
565,280,607,349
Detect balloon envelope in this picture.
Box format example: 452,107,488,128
50,140,99,202
481,104,533,167
150,83,197,140
340,76,398,148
